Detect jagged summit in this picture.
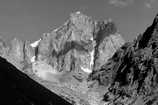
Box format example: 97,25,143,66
138,14,158,49
153,13,158,24
0,12,125,105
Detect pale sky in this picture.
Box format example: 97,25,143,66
0,0,158,42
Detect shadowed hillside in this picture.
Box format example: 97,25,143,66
0,56,72,105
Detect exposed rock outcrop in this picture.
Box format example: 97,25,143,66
6,38,25,70
36,12,124,74
89,14,158,105
0,36,9,58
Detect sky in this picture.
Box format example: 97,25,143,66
0,0,158,42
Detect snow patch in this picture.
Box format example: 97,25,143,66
30,56,36,63
30,39,41,48
90,50,94,67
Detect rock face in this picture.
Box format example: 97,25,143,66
0,36,9,58
0,12,125,105
5,38,35,70
6,38,25,69
36,12,124,74
89,14,158,105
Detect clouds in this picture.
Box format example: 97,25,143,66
108,0,157,8
144,0,156,8
109,0,134,7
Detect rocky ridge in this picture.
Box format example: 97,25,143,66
0,12,125,105
89,14,158,105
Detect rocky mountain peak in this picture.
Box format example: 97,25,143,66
138,14,158,49
153,13,158,25
70,11,94,34
0,12,125,105
1,12,125,82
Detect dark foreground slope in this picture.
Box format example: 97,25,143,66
89,15,158,105
0,56,72,105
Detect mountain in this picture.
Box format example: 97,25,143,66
35,12,125,74
2,11,158,105
89,14,158,105
0,12,125,105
